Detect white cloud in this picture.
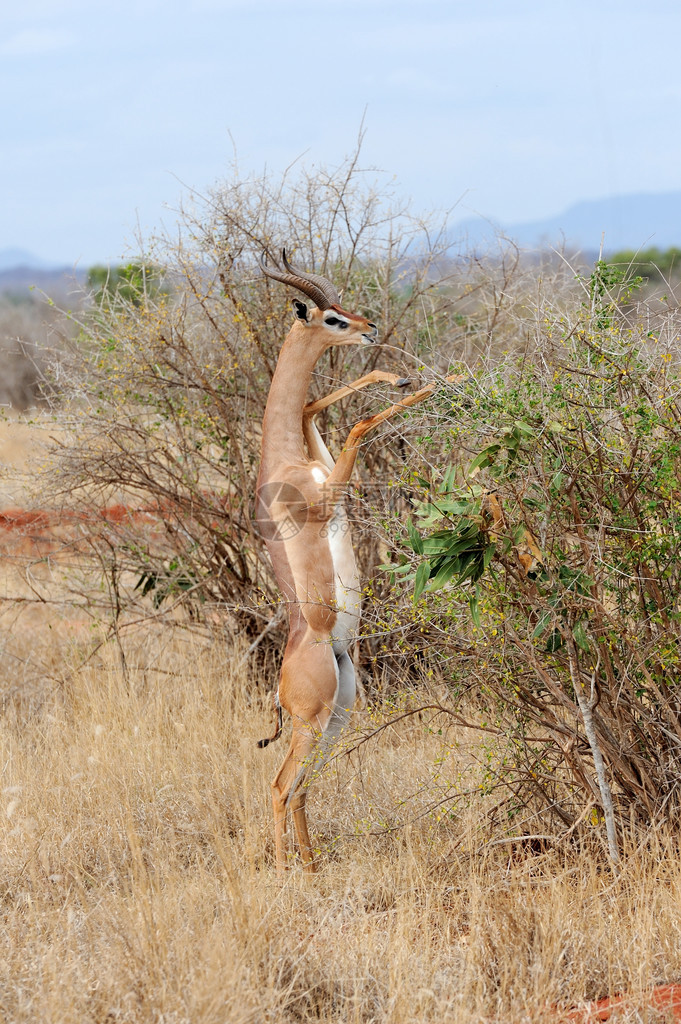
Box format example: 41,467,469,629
0,29,75,57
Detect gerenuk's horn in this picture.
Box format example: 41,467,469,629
280,250,341,307
260,249,339,310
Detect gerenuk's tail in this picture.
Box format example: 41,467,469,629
257,693,283,748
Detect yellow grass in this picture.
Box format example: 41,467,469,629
0,620,680,1023
0,413,70,507
0,426,680,1023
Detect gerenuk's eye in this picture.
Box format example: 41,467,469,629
324,316,340,326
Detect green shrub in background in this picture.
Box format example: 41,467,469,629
51,143,462,664
607,245,681,285
45,149,681,855
387,258,681,855
86,262,167,310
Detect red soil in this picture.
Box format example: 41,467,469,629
0,505,163,530
0,504,167,557
556,984,681,1022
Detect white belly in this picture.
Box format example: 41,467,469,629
327,504,361,653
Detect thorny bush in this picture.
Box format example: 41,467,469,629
384,259,681,845
46,144,473,670
41,148,681,850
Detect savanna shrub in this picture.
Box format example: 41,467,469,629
387,260,681,837
47,147,465,664
42,149,681,847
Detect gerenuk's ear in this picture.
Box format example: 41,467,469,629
292,299,309,322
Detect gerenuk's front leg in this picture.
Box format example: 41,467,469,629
303,370,411,420
324,373,466,490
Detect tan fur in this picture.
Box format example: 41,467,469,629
257,270,544,873
256,286,457,873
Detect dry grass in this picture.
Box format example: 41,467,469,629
1,390,680,1021
0,617,679,1023
2,355,681,1018
0,413,68,507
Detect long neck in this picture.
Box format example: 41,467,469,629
261,325,323,468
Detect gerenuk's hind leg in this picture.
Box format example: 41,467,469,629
271,725,320,873
288,651,356,871
286,651,356,868
270,642,339,874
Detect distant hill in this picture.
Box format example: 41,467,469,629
0,249,87,297
0,248,63,273
451,191,681,255
5,193,681,291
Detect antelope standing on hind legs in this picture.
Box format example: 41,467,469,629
256,251,546,874
256,250,458,874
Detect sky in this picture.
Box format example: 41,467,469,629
2,0,681,266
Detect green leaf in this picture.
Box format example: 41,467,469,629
456,550,476,579
428,559,461,591
438,499,478,516
442,465,458,492
546,630,564,653
422,525,480,557
468,444,501,474
573,619,591,652
413,561,431,602
135,571,158,598
469,556,487,584
482,542,496,570
406,520,424,555
433,535,480,561
532,610,552,639
469,590,482,627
